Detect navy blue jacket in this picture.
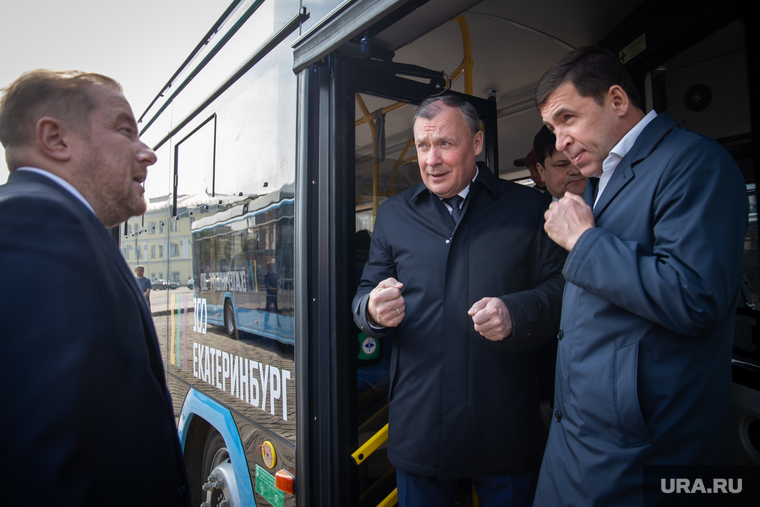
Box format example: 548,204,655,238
0,170,190,506
353,163,565,479
534,113,748,506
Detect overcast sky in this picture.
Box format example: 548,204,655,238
0,0,230,172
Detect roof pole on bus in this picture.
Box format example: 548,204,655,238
355,93,380,226
451,15,473,95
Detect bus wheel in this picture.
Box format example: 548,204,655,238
201,428,240,507
224,300,237,336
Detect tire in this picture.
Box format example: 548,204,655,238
201,428,230,506
224,300,237,337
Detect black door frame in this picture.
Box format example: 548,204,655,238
303,54,499,506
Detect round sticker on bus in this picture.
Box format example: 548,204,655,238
259,441,277,468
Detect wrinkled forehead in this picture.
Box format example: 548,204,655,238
413,106,469,139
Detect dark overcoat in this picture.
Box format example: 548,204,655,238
353,163,565,479
0,170,191,506
533,112,748,506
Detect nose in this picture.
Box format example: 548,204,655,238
425,145,442,167
554,127,571,153
136,138,157,166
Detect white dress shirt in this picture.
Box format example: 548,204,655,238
595,110,657,207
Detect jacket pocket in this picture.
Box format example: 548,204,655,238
614,342,652,446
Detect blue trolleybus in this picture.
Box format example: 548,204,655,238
121,0,760,505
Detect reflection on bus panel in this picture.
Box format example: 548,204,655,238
192,195,294,344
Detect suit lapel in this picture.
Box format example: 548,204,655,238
409,182,457,233
593,164,635,220
592,113,679,220
88,213,155,321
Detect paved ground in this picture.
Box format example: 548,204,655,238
147,286,193,314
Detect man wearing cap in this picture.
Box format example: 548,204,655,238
514,147,545,192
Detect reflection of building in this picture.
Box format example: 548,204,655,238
121,192,235,284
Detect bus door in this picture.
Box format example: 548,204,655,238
303,49,498,506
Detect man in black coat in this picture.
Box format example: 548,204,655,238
0,70,190,506
352,95,565,506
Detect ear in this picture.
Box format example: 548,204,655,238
36,117,73,162
536,162,547,183
472,129,484,156
607,85,630,117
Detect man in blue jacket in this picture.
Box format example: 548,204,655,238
353,95,565,506
0,70,190,506
534,47,747,505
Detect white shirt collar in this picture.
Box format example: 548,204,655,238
595,110,657,206
15,167,96,215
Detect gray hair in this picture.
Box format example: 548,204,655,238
413,95,482,135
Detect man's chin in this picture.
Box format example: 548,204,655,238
579,165,602,179
567,182,587,195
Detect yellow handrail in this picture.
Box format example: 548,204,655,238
351,423,388,465
377,488,399,507
452,15,473,95
358,403,390,433
359,466,396,504
355,101,408,127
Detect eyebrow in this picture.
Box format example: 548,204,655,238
550,107,573,120
113,111,137,127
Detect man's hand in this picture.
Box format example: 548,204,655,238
468,297,512,341
367,277,405,328
544,193,595,251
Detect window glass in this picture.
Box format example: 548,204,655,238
133,6,300,474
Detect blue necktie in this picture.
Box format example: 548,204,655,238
444,195,464,224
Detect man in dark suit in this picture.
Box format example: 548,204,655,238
352,95,565,506
0,70,191,506
534,47,747,505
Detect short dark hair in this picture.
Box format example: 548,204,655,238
413,94,482,135
0,69,122,149
533,126,556,166
535,46,642,111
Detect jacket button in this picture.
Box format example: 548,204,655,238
557,329,564,340
555,410,562,422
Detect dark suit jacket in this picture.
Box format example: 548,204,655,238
534,112,748,506
0,170,190,506
352,163,565,479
